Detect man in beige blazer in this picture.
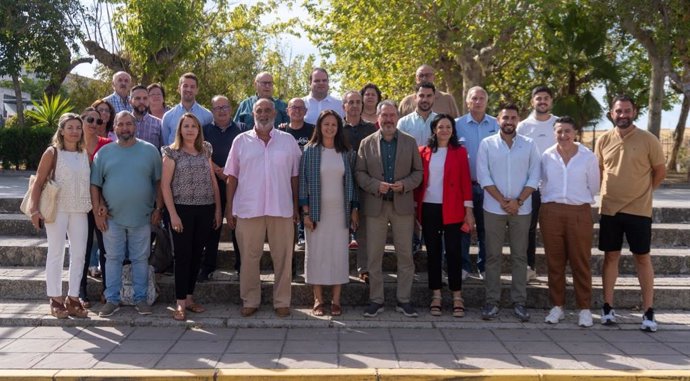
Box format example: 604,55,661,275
355,100,423,318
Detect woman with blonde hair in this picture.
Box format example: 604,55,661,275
30,113,91,318
161,112,221,321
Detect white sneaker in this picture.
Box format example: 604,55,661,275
544,306,564,324
578,309,593,327
641,315,658,332
601,307,617,325
526,267,537,281
461,269,469,281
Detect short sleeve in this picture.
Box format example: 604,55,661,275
648,134,665,167
203,141,213,158
161,145,176,161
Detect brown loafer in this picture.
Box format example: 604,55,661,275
240,307,258,317
275,307,290,318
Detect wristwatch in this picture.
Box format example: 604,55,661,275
517,199,524,206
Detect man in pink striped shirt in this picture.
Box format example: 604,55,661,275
224,98,302,318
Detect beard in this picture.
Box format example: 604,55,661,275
500,124,515,135
255,119,275,132
614,117,633,129
116,132,133,142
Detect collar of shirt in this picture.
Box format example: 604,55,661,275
464,113,491,125
378,130,398,142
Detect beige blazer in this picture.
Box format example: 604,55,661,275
355,130,423,217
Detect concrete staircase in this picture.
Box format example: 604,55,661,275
1,197,689,310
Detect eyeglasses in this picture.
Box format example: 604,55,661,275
212,105,231,111
84,116,104,125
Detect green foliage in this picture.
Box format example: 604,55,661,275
0,113,54,170
26,94,74,130
62,74,111,114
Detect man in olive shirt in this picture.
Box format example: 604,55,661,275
595,95,666,332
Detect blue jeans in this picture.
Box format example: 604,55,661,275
461,183,486,273
102,221,151,304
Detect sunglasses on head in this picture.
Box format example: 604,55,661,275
84,116,104,125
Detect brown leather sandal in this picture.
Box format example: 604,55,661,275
312,303,325,316
331,303,342,316
50,297,69,319
173,305,186,321
65,296,88,318
185,303,206,313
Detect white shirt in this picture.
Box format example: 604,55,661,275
516,113,558,155
397,111,437,147
477,133,541,215
423,147,447,204
540,143,600,205
302,94,344,125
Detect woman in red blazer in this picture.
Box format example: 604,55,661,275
414,114,474,317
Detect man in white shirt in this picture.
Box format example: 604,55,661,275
477,103,541,322
302,68,344,124
516,86,558,280
397,82,438,147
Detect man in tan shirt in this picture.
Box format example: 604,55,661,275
398,65,460,118
595,95,666,332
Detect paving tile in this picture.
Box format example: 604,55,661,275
179,328,236,341
0,338,14,349
0,352,47,369
0,326,34,339
397,354,462,369
168,339,229,354
112,339,176,354
232,328,286,340
573,354,645,370
225,339,283,354
666,342,690,355
389,328,444,341
394,340,451,354
595,330,657,342
339,340,395,354
492,329,551,342
449,340,510,355
631,355,690,370
94,353,163,369
651,331,690,343
543,329,604,342
33,353,104,369
154,353,220,369
77,326,134,342
611,341,683,355
440,328,498,342
2,338,68,352
277,354,338,368
286,328,338,341
21,326,82,339
557,341,623,355
455,354,522,369
339,328,391,341
514,354,584,369
282,340,338,354
127,327,185,341
217,354,279,369
339,353,399,368
55,338,118,353
502,340,568,355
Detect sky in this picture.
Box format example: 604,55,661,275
70,1,685,131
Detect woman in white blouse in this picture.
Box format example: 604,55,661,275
539,116,600,327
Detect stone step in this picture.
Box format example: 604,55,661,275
2,236,689,276
1,266,688,310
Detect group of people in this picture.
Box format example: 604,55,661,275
28,64,665,333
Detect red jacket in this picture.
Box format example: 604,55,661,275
414,145,473,225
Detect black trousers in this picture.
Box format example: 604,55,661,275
79,210,106,299
200,180,241,274
421,203,463,291
172,204,214,300
527,190,541,269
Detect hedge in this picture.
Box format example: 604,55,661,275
0,114,55,170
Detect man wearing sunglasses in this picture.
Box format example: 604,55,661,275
130,85,163,150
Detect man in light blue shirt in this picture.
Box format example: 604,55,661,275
161,72,213,145
397,82,437,147
476,103,540,322
103,71,133,113
455,86,498,279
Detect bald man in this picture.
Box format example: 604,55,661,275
234,72,289,128
398,64,459,118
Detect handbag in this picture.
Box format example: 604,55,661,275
20,147,60,223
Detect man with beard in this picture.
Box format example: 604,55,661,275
224,98,302,318
103,71,133,113
476,103,540,322
399,64,459,118
162,72,213,145
356,100,423,318
129,85,163,150
302,68,344,125
517,86,558,281
595,95,665,332
397,82,438,147
91,111,163,317
234,72,289,128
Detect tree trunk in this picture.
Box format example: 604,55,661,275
459,57,486,114
667,92,689,171
11,73,25,128
647,56,665,137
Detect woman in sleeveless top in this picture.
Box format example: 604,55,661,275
161,113,221,321
30,113,92,319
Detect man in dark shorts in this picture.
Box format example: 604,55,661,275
595,95,666,332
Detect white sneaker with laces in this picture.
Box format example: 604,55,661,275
578,309,593,327
641,315,658,332
544,306,564,324
601,307,617,325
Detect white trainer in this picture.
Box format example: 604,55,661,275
601,307,617,325
641,315,658,332
578,309,594,327
544,306,564,324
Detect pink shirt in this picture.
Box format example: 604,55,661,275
224,128,302,218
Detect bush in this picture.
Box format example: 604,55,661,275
0,113,55,170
